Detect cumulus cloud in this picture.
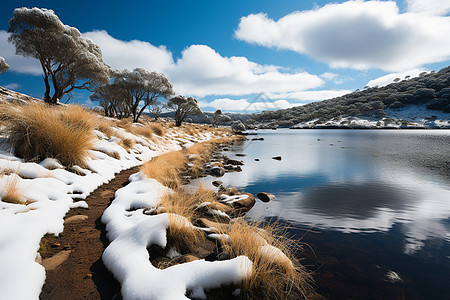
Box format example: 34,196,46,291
3,83,21,90
83,30,174,73
169,45,324,97
0,30,42,75
235,1,450,71
84,31,325,97
199,97,296,112
267,89,352,101
366,68,427,87
406,0,450,16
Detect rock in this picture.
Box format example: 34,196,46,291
209,167,225,177
257,192,275,202
41,250,72,271
230,193,255,213
64,215,88,224
222,147,230,151
235,154,246,157
212,180,223,187
143,207,166,215
272,156,282,161
254,158,260,161
252,137,264,141
224,158,244,166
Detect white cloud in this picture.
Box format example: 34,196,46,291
405,0,450,16
83,30,174,73
0,30,42,75
169,45,324,97
268,89,352,101
235,1,450,71
366,68,427,87
3,83,21,90
199,97,296,112
84,31,325,97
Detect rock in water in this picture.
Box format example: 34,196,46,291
212,180,223,187
209,167,225,177
272,156,282,161
257,192,275,202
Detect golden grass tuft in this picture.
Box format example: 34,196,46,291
218,220,313,299
0,102,96,167
148,123,165,136
141,151,187,189
0,173,28,204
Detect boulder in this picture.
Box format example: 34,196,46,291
212,180,223,187
224,158,244,165
272,156,282,161
235,153,246,157
209,167,225,177
252,137,264,141
257,192,275,202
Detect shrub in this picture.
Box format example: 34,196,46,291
0,102,96,167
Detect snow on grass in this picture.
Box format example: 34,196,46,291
101,172,252,299
0,122,227,299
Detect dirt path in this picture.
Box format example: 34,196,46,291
40,166,141,299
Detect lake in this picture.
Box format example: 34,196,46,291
192,129,450,299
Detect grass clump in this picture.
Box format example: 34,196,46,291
141,151,187,189
218,220,313,299
0,173,28,204
148,123,165,136
0,102,95,167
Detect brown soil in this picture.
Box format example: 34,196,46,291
39,166,141,300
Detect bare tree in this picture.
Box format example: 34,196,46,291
90,83,131,119
8,7,110,104
167,95,202,126
113,68,173,122
149,100,165,121
0,56,9,75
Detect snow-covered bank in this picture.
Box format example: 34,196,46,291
0,123,224,299
102,172,252,299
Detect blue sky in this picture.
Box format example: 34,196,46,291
1,0,450,112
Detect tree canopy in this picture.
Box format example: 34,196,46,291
0,56,9,75
168,95,202,126
8,7,110,104
111,68,174,122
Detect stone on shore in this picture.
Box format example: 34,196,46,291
257,192,275,202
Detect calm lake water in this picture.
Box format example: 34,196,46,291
193,129,450,299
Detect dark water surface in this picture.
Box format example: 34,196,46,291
193,129,450,299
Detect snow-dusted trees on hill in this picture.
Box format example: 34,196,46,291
8,7,110,104
0,56,9,75
112,68,174,122
90,68,174,122
168,95,202,126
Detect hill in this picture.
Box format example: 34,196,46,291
246,66,450,129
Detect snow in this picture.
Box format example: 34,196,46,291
291,104,449,129
0,124,229,299
101,171,252,299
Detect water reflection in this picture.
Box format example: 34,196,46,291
191,129,450,298
301,182,418,219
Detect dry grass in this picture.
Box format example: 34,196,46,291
148,123,165,136
0,102,96,167
0,173,28,204
160,187,213,252
217,219,313,299
141,151,187,189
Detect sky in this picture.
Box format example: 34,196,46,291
1,0,450,113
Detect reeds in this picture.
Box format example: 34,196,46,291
0,102,95,167
218,219,313,299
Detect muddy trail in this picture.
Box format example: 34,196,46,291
39,166,141,299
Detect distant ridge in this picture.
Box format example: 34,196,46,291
247,65,450,129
